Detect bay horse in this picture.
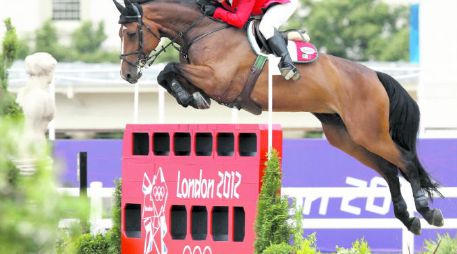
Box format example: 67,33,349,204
114,0,444,234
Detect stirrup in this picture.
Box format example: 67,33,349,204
279,65,301,81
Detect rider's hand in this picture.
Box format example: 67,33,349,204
197,0,215,7
202,4,217,16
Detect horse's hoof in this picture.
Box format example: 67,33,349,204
428,208,444,227
408,217,421,235
192,92,210,109
170,79,192,107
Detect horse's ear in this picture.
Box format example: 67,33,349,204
113,0,126,14
124,0,134,9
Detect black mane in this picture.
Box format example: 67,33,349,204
118,0,200,24
132,0,197,5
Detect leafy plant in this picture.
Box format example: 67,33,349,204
57,179,122,253
74,233,110,254
423,233,457,254
107,179,122,254
0,18,23,118
15,36,31,60
0,117,87,253
34,20,66,60
296,233,320,254
71,21,107,54
32,20,118,63
255,150,293,253
263,242,295,254
335,239,371,254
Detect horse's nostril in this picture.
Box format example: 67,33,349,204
126,73,131,80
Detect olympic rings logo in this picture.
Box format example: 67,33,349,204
182,245,212,254
152,186,166,201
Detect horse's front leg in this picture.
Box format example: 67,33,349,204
157,63,211,109
157,63,192,107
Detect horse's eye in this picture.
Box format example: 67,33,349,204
127,31,137,38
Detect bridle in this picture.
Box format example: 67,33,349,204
120,3,161,69
120,3,228,71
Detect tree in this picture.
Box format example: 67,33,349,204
32,20,119,63
35,20,63,58
255,150,292,254
0,18,22,118
69,21,119,63
71,21,107,54
288,0,409,61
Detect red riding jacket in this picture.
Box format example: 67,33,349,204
213,0,290,28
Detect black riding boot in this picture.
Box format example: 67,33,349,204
267,32,301,81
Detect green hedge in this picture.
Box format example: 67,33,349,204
263,243,294,254
74,233,110,254
255,150,292,253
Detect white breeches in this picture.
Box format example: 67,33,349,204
258,0,298,40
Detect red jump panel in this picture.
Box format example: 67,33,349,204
121,124,282,254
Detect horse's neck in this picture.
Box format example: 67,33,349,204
144,2,215,45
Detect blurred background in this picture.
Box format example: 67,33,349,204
1,0,456,253
2,0,455,139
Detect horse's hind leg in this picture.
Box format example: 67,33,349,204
371,141,443,228
340,93,443,229
396,148,444,227
314,113,421,234
383,165,421,234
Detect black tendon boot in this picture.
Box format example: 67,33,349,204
267,31,301,81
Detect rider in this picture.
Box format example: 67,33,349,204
199,0,300,80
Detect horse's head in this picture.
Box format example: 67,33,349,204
114,0,161,83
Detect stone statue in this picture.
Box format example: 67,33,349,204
16,52,56,144
15,52,57,174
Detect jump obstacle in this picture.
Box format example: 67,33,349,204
121,124,282,254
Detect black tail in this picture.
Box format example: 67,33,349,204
376,71,441,198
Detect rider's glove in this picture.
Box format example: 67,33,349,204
197,0,217,7
202,4,217,16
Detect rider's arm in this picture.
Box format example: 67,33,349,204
213,0,255,28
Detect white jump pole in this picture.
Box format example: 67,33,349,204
231,108,238,124
158,86,165,123
267,55,274,156
133,82,139,123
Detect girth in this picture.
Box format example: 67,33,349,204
226,55,266,115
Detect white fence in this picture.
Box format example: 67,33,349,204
57,179,457,253
58,182,114,234
283,177,457,254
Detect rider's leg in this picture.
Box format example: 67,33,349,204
259,0,300,80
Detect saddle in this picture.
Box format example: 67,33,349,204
247,20,319,63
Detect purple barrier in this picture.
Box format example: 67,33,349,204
283,139,457,253
53,138,457,252
53,140,122,187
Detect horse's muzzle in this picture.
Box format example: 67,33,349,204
123,71,142,84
